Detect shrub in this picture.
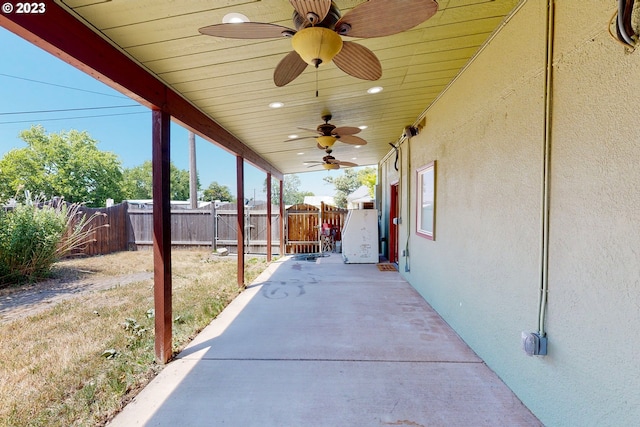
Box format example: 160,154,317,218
0,198,104,286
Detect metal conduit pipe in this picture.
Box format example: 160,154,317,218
538,0,555,338
403,135,412,272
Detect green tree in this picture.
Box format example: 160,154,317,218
323,167,377,208
0,125,123,207
267,174,314,205
121,161,196,201
202,181,235,202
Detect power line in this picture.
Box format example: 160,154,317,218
0,105,143,115
0,72,129,99
0,111,149,125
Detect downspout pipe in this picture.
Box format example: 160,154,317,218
538,0,555,338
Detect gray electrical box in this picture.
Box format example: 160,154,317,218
521,331,548,356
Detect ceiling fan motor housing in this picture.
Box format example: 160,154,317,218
292,2,342,30
317,123,336,135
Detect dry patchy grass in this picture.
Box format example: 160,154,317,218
0,250,269,427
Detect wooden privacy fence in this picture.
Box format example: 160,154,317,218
70,201,347,256
127,202,281,254
71,203,129,256
285,202,347,254
74,202,281,255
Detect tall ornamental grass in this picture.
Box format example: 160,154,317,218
0,198,104,286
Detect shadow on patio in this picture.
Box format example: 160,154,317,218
108,254,541,426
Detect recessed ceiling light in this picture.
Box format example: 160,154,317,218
358,125,368,130
297,152,304,155
355,145,362,148
269,102,284,109
222,13,249,24
288,134,298,139
367,86,383,94
352,157,358,160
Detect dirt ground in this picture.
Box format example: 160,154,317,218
0,271,153,323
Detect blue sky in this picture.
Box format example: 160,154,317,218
0,27,342,201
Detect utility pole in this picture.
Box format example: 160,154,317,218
188,131,197,209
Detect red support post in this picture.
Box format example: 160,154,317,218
152,109,172,364
279,179,285,256
236,156,245,287
266,173,272,261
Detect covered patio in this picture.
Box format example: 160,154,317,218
5,1,639,424
107,253,541,426
0,0,514,364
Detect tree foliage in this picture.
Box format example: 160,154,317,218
202,181,235,202
121,160,196,201
0,126,123,207
323,167,377,208
268,174,314,205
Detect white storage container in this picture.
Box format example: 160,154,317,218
341,209,378,263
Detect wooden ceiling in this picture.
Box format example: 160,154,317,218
56,0,519,175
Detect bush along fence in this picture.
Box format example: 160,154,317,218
0,198,113,284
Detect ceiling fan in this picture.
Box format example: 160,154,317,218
198,0,439,87
306,147,358,170
286,113,367,149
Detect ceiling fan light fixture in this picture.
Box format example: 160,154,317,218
323,163,340,170
291,27,343,67
316,135,337,148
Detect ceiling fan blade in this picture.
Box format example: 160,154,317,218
336,161,358,168
290,0,332,26
285,136,316,143
338,135,367,145
335,0,438,38
298,127,322,134
274,51,309,86
333,126,360,136
199,22,294,39
333,41,382,81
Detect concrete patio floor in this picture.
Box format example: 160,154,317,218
107,253,541,427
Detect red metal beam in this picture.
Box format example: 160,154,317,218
236,156,245,288
279,179,285,256
152,110,172,364
266,173,272,261
0,3,282,181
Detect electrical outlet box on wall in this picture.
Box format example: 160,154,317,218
521,331,548,356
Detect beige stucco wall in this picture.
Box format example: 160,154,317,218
379,1,640,425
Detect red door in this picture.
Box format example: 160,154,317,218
389,183,399,263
